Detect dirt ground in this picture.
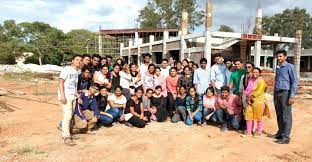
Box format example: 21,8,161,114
0,78,312,162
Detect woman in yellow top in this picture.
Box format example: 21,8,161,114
242,67,271,137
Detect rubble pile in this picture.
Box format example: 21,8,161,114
0,64,63,73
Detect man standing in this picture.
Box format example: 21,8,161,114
81,54,91,68
106,55,113,71
168,56,175,67
193,58,210,96
210,53,226,95
228,59,246,95
91,54,101,75
77,65,92,92
58,54,82,146
139,53,151,79
160,59,170,79
274,50,298,144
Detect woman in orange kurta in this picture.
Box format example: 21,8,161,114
242,67,271,137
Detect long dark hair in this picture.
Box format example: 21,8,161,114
189,86,200,103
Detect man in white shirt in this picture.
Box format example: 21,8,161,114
193,58,211,95
58,54,82,146
160,59,170,79
210,53,227,95
139,53,151,80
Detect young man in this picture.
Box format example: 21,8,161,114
110,64,121,93
139,53,151,79
210,53,227,95
166,67,180,116
106,55,113,71
58,54,82,146
168,57,175,67
81,54,91,68
91,54,101,74
77,65,92,91
160,59,170,79
215,86,242,132
228,59,246,95
193,58,211,95
73,83,101,133
274,50,298,144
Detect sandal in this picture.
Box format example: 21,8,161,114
64,137,76,146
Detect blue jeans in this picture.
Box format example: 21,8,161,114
185,112,202,126
171,106,187,123
202,108,217,123
274,90,292,140
106,107,122,122
215,109,239,130
99,114,113,125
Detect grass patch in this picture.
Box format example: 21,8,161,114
8,146,47,156
0,72,58,81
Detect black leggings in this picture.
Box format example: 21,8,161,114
166,93,175,116
128,111,152,128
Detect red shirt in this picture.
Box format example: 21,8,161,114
166,75,179,94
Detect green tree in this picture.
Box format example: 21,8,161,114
262,7,312,49
137,0,204,31
218,25,234,32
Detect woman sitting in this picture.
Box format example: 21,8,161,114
93,65,111,89
202,87,218,125
105,86,127,125
185,86,203,126
124,88,151,128
149,86,169,122
171,86,187,123
96,86,114,125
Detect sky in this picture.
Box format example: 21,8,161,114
0,0,311,33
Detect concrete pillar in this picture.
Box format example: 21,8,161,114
264,49,268,68
307,56,311,71
135,32,139,46
180,11,188,61
163,31,169,59
120,43,124,58
128,39,133,64
98,34,103,55
204,0,212,68
294,30,302,79
273,44,277,71
137,38,143,66
149,35,154,54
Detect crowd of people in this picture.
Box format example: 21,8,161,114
58,50,298,146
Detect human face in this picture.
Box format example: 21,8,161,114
100,88,108,96
245,64,253,73
189,62,194,68
214,56,222,64
101,59,107,65
123,64,130,72
200,61,207,69
82,70,90,79
252,69,260,78
189,88,196,97
168,57,174,65
155,69,161,76
113,65,120,73
155,88,161,95
161,61,168,68
82,57,91,66
206,89,213,97
146,90,153,98
170,69,177,77
130,64,137,72
176,63,182,70
184,67,191,75
179,87,186,95
234,61,243,70
144,56,151,64
107,58,112,65
276,53,287,64
148,66,155,74
182,60,188,67
192,65,197,71
225,61,232,68
89,86,99,95
221,90,229,99
72,56,82,69
101,66,109,75
115,88,122,96
117,59,122,65
92,57,100,66
135,90,143,98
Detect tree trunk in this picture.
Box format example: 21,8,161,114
36,48,42,65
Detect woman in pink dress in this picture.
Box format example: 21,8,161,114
155,67,167,97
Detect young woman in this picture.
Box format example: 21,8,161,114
142,64,157,91
177,66,193,92
101,57,108,67
192,64,199,73
97,86,114,125
106,86,127,124
124,88,151,128
202,87,218,125
93,65,111,89
155,67,167,97
129,63,142,95
119,63,132,100
242,67,271,137
110,64,121,93
149,86,169,122
171,86,187,123
182,59,189,68
185,86,203,126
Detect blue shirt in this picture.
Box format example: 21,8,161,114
193,68,210,95
74,91,100,120
275,61,298,97
77,74,91,91
210,63,227,89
